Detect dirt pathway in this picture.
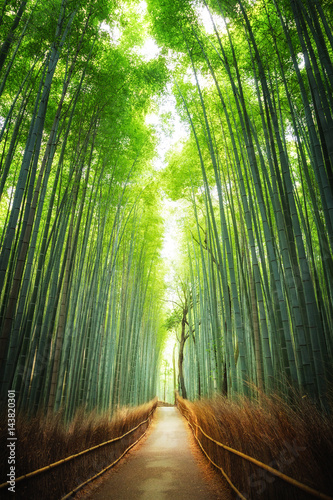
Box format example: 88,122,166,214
83,407,229,499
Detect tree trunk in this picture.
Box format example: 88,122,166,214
178,304,188,399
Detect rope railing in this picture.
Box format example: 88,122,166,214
0,406,155,491
61,419,151,499
176,398,333,500
182,406,246,499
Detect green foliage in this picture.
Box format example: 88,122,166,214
1,0,333,421
147,0,200,53
0,0,169,418
164,308,183,331
154,0,333,407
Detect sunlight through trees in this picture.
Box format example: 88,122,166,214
1,0,333,417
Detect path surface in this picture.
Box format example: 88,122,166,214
84,407,227,500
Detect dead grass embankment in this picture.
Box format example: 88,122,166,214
0,398,157,499
177,393,333,500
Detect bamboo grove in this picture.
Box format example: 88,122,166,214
0,0,168,419
1,0,333,420
149,0,333,409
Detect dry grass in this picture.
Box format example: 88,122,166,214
0,398,157,499
157,400,175,407
177,393,333,500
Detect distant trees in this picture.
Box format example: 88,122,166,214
2,0,332,418
0,0,167,419
152,0,333,409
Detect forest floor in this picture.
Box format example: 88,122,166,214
78,406,231,499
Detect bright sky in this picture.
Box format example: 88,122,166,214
102,0,225,317
160,198,186,292
137,37,161,60
101,4,189,275
145,87,188,170
117,1,227,389
196,4,228,34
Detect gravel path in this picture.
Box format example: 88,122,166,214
84,407,228,500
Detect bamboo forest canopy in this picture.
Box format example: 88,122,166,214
0,0,332,418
